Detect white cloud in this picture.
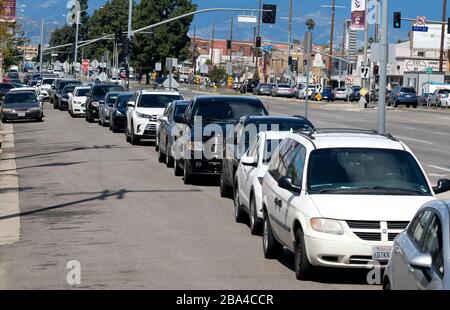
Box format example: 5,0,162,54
39,0,59,9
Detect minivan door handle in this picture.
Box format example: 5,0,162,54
274,197,282,208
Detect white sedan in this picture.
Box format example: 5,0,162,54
68,86,91,117
234,131,290,235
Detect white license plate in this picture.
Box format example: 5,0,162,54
18,112,26,117
372,246,392,261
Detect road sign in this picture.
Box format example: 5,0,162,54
426,67,433,74
238,15,257,23
163,77,179,89
412,26,428,32
406,60,427,72
91,59,99,69
226,62,232,75
345,76,354,85
98,72,108,82
166,58,178,68
416,16,426,26
361,66,370,79
360,88,369,97
155,62,162,72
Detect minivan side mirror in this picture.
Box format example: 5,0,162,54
433,179,450,194
127,101,136,108
409,253,432,270
174,115,185,124
278,177,301,194
241,155,257,167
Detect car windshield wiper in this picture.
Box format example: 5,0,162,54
354,186,428,195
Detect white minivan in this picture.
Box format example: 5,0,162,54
261,130,450,280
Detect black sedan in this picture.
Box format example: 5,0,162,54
109,92,134,132
58,85,77,110
156,100,189,168
1,90,43,123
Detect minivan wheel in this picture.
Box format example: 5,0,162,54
183,160,193,184
263,212,283,259
165,144,174,168
294,228,312,280
158,142,166,163
174,159,183,176
233,184,246,223
249,194,261,235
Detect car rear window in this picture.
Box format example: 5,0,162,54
138,94,182,108
92,85,124,96
4,92,37,104
401,88,416,93
438,89,450,93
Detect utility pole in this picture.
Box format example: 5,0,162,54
328,0,336,86
378,0,388,134
73,10,80,78
339,21,346,86
211,19,215,62
256,0,262,76
253,27,256,64
287,0,293,83
126,0,133,90
375,0,380,43
192,25,197,78
362,0,369,89
439,0,447,72
39,19,44,73
229,15,234,62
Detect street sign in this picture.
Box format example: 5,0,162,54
98,72,108,82
361,66,370,79
412,26,428,32
155,62,162,72
238,15,257,23
406,60,427,72
345,76,354,85
426,67,433,74
163,77,179,89
360,88,369,97
166,58,178,68
51,53,58,57
91,59,99,69
226,62,232,75
416,16,426,26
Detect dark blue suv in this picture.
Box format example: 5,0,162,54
387,86,418,108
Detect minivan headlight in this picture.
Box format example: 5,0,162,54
310,218,344,235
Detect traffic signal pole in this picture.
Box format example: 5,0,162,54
378,0,389,134
126,0,133,90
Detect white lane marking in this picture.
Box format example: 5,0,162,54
396,135,433,145
0,123,21,246
429,173,449,178
437,116,450,121
428,165,450,172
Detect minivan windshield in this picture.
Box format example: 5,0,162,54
307,148,431,195
192,98,267,123
138,94,182,108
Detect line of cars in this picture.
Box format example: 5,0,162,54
34,81,450,288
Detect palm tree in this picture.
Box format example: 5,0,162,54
306,19,315,32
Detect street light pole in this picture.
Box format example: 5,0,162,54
126,0,133,90
439,0,447,72
287,0,293,83
328,0,335,86
73,10,80,78
39,19,44,73
362,0,369,89
378,0,388,134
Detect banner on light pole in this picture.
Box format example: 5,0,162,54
0,0,16,23
351,0,366,31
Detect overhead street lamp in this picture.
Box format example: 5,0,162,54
39,14,66,73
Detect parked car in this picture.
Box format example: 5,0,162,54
429,88,450,107
261,129,445,280
0,83,18,102
125,89,183,145
419,93,433,107
53,80,82,109
109,92,134,132
57,85,77,111
98,91,123,127
384,198,450,290
387,86,418,108
271,84,295,98
347,86,369,102
240,79,259,94
220,115,315,198
333,88,347,101
86,83,124,123
311,87,334,102
253,83,274,96
234,130,291,235
173,96,268,184
1,90,43,123
156,100,190,168
38,77,57,101
68,86,90,117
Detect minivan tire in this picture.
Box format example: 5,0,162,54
294,228,313,280
263,211,283,259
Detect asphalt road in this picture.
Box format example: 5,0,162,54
0,88,448,290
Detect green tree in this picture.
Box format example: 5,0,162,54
132,0,197,82
208,65,226,84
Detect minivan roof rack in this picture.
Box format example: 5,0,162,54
294,128,398,141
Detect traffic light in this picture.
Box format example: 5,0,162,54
227,40,232,49
37,44,41,60
255,36,261,48
448,18,450,34
262,4,277,24
288,56,293,66
115,29,123,45
393,12,401,29
373,65,379,75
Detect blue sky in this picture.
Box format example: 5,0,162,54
17,0,449,46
